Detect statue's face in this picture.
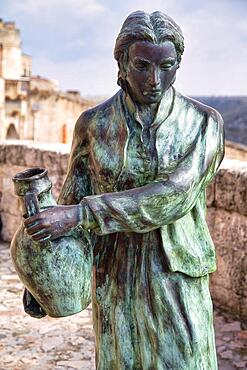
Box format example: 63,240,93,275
126,40,179,105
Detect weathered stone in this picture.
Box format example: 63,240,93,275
0,145,6,164
215,163,247,216
233,361,247,368
57,360,90,369
220,350,233,359
1,189,21,216
215,168,238,211
5,145,26,166
236,330,247,340
221,322,242,332
24,147,43,168
235,170,247,215
42,336,64,351
208,207,247,321
217,345,227,353
42,150,60,173
1,213,22,241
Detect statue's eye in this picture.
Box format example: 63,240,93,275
134,61,149,71
160,63,173,70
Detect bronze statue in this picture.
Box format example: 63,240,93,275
13,10,224,370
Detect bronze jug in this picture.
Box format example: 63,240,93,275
10,167,93,318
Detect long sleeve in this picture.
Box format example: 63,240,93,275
58,114,92,205
83,111,224,235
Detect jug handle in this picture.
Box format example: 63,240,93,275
24,192,40,218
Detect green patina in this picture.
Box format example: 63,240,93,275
11,168,93,318
11,10,225,370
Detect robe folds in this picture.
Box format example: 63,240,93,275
27,87,225,369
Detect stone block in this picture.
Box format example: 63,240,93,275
210,283,240,319
215,163,247,216
1,164,28,193
1,189,21,216
0,145,6,164
208,207,247,321
24,147,43,168
235,170,247,216
215,168,238,212
241,297,247,322
1,212,22,242
5,145,26,166
41,150,60,174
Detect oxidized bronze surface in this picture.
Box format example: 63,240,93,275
12,10,224,370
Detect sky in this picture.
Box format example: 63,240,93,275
1,0,247,97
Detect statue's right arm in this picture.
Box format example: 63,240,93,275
58,112,92,205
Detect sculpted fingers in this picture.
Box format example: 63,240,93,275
24,214,51,240
24,214,40,228
22,205,80,241
26,223,50,236
30,230,51,242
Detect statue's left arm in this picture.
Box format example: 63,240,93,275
82,111,224,235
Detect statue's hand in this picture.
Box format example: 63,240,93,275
24,205,81,242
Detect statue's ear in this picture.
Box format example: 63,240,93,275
117,72,128,91
117,70,123,87
117,58,128,91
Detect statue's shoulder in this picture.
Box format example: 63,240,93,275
75,91,121,133
176,91,223,126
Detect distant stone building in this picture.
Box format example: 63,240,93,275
0,18,94,144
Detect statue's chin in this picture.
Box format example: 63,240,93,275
124,84,163,106
141,92,163,105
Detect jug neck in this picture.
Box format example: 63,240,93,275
12,168,57,217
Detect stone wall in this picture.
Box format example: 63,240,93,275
0,142,70,241
0,142,246,323
206,159,247,323
225,140,247,161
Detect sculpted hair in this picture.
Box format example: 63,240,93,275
114,10,184,89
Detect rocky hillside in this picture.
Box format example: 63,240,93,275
193,96,247,145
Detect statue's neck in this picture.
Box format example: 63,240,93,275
125,86,173,127
135,102,158,127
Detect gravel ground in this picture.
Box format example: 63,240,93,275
0,241,246,370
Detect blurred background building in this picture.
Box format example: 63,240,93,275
0,18,94,144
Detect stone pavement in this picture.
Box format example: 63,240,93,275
0,241,246,370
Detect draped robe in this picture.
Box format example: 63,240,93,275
25,87,225,370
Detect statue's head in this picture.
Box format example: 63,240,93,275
114,11,184,105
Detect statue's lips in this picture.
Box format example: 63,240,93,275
143,90,162,96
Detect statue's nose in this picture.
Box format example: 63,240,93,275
148,66,161,88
